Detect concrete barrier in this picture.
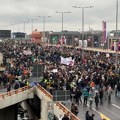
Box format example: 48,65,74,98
0,86,33,109
36,84,80,120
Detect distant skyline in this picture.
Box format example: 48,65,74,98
0,0,119,34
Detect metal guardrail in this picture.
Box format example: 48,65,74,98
0,84,80,120
49,45,120,54
0,86,31,99
37,84,53,100
84,47,120,54
37,84,80,120
56,102,80,120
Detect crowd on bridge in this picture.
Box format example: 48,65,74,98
0,40,120,120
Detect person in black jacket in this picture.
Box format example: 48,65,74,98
89,114,95,120
71,103,79,116
99,88,103,104
117,83,120,97
6,82,11,92
62,114,70,120
85,111,90,120
75,88,82,105
95,92,99,109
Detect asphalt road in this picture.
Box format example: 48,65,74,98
29,77,120,120
0,77,120,120
65,91,120,120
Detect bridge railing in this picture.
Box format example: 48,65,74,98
0,86,31,99
0,66,6,71
84,47,120,54
37,84,53,100
56,102,80,120
37,84,80,120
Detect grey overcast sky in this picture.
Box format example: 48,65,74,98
0,0,119,34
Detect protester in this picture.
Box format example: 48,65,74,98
62,114,70,120
14,81,20,90
6,82,11,92
99,88,104,104
85,111,90,120
74,88,82,105
0,40,120,119
107,86,112,103
83,88,89,106
117,82,120,97
71,103,79,116
89,114,95,120
95,92,99,109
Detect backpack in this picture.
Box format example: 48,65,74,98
14,83,20,89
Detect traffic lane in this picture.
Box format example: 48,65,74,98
91,91,120,120
61,92,120,120
65,101,118,120
65,102,101,120
97,103,120,120
105,103,120,116
77,104,101,120
112,96,120,107
89,96,120,120
77,95,120,120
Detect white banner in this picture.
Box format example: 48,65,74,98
60,56,75,66
52,69,58,73
23,50,32,55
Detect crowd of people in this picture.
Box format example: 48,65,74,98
0,40,120,120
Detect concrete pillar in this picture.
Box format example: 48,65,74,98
41,99,48,120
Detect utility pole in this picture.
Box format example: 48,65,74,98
38,16,51,42
56,11,71,44
72,5,94,59
115,0,119,66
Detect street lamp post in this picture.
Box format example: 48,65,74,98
38,16,51,42
31,19,34,32
23,20,29,33
116,0,118,34
31,19,35,32
56,11,71,32
56,11,71,44
72,6,94,59
115,0,119,65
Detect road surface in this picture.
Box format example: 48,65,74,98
65,91,120,120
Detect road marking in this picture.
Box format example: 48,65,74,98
112,104,120,109
103,107,120,119
100,113,111,120
92,108,111,120
87,104,111,120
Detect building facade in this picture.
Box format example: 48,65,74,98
49,30,103,48
12,32,26,39
107,30,120,51
0,30,11,40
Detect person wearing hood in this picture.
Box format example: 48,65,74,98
83,88,89,106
